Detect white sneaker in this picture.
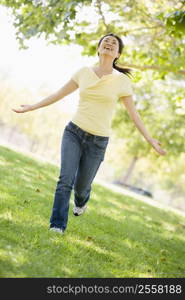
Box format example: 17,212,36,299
49,227,64,234
73,204,87,216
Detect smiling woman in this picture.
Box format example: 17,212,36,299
12,32,167,235
96,33,133,77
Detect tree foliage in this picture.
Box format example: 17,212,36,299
112,69,185,161
0,0,184,76
1,0,185,197
1,0,184,154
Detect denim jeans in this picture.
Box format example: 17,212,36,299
50,121,109,231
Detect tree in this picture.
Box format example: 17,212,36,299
0,0,184,76
1,0,185,204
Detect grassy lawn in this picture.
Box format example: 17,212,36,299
0,145,185,278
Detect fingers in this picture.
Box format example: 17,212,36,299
12,108,20,112
12,108,18,112
152,142,167,155
12,108,24,113
12,104,30,113
160,150,167,155
155,139,162,146
157,147,167,155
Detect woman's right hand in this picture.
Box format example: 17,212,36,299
12,104,33,113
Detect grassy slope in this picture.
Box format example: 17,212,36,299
0,145,185,278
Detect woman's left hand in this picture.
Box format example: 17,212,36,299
148,138,167,155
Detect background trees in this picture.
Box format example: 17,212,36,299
0,0,184,209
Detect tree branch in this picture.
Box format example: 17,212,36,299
125,24,165,34
95,0,110,32
120,63,185,75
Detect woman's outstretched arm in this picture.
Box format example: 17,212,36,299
120,95,167,156
12,79,78,113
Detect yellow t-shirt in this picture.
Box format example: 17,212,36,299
71,66,133,137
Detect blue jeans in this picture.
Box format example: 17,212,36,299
50,121,109,231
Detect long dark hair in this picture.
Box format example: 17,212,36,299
97,33,133,78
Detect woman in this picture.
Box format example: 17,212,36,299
12,33,167,234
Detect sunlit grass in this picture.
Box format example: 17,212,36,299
0,145,185,278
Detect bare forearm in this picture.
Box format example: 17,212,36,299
30,79,78,111
121,96,166,155
128,111,152,142
12,79,78,114
30,92,62,111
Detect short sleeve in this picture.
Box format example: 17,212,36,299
118,74,133,98
71,67,85,86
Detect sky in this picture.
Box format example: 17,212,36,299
0,3,134,115
0,6,97,114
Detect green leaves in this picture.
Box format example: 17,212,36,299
165,10,185,34
1,0,184,76
0,0,85,48
1,0,184,193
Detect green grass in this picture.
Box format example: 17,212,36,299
0,145,185,278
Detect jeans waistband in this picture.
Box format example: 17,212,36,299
66,121,109,140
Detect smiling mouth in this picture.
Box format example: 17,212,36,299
104,46,113,51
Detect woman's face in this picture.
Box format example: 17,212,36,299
98,35,120,60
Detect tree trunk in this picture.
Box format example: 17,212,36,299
120,156,138,185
